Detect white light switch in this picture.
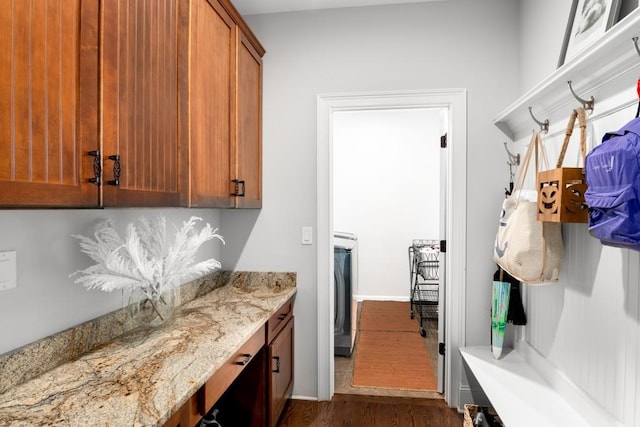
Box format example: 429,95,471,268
301,227,313,245
0,251,17,291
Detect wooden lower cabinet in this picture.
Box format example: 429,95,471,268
162,398,193,427
202,347,267,426
268,317,294,427
163,298,295,427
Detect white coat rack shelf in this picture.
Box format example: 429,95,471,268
494,8,640,141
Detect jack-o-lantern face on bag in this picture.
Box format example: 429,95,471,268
566,183,587,213
538,181,560,214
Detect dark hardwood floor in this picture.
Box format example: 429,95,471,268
279,301,462,426
276,394,463,427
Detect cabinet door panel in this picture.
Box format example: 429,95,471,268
269,317,293,427
0,0,99,207
102,0,183,206
235,33,262,208
187,0,235,207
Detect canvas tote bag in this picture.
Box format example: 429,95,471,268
493,131,563,284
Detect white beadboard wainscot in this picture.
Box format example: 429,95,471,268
473,7,640,427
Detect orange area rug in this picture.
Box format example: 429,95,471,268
352,301,437,391
358,300,418,332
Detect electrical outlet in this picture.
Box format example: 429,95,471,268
0,251,17,291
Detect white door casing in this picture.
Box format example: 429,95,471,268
438,109,448,393
316,89,467,407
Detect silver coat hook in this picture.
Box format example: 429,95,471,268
568,80,594,112
528,107,549,134
503,142,520,166
633,37,640,58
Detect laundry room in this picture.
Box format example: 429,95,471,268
332,107,445,394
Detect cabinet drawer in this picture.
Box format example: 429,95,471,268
162,398,191,427
267,298,294,343
200,325,265,416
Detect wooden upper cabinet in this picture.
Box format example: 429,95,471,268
235,32,263,208
0,0,100,207
102,0,185,206
186,0,263,208
0,0,263,209
185,0,235,208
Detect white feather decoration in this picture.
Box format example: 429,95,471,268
71,216,224,294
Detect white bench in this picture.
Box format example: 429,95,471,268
460,345,621,427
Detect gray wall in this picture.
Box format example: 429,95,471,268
222,0,520,401
517,0,572,92
518,0,639,93
0,208,222,355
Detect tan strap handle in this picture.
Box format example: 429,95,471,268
513,132,536,194
556,107,587,169
514,131,549,190
513,131,548,199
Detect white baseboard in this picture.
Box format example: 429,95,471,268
458,384,491,411
354,294,410,302
457,385,474,409
290,394,319,401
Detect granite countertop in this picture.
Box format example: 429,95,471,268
0,272,296,426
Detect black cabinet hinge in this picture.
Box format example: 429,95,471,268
440,240,446,253
439,342,446,356
440,133,447,148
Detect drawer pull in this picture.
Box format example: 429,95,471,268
235,353,252,366
88,150,101,186
231,179,246,197
272,356,280,373
277,313,287,321
107,154,121,186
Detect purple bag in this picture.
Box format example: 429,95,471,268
585,118,640,250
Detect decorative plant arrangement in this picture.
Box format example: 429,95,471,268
71,216,224,327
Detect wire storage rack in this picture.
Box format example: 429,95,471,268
408,239,440,337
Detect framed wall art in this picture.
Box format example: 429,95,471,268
558,0,621,67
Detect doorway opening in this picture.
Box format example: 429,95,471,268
316,89,468,407
331,107,445,396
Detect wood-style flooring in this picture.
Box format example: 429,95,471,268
277,302,462,426
276,394,463,427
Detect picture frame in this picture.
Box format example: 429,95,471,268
557,0,621,68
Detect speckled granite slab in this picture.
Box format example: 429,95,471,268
0,271,296,426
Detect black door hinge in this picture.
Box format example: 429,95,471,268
439,342,446,356
440,240,446,253
440,133,447,148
